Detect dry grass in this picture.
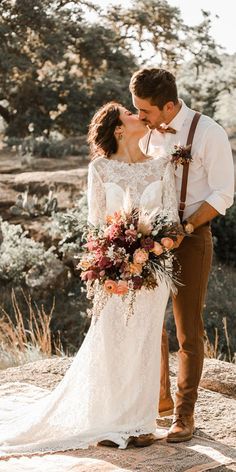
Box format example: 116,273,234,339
204,328,219,359
0,289,64,369
204,317,235,363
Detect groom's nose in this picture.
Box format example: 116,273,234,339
138,110,146,121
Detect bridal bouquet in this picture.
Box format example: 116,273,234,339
77,208,182,322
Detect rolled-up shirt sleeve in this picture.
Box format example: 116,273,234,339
204,124,234,215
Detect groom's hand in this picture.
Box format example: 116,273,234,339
173,233,185,249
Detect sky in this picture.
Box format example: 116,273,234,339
96,0,236,54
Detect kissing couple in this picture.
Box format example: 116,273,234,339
0,68,234,456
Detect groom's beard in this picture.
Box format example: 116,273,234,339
141,119,155,129
141,119,164,130
143,122,158,130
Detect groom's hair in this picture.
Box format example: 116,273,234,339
129,68,178,109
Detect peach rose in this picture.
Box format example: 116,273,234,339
129,262,143,275
161,237,174,250
116,280,129,295
150,242,163,256
133,248,149,265
104,279,118,294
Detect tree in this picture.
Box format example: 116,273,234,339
103,1,221,71
185,10,221,79
104,0,185,69
177,53,236,123
0,0,136,137
0,0,226,139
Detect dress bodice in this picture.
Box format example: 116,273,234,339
87,156,179,225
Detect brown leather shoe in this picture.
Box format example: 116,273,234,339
129,433,156,447
167,415,195,443
159,396,174,417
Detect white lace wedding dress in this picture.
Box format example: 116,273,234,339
0,155,178,457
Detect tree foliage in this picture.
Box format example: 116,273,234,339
177,53,236,126
0,0,136,137
103,3,222,71
0,0,230,139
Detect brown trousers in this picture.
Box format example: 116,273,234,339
161,224,213,415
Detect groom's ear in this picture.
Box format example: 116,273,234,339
164,101,175,113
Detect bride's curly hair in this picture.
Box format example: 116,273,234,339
88,102,123,160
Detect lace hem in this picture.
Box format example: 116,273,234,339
0,426,167,458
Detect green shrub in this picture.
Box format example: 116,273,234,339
48,193,88,259
204,261,236,362
6,135,88,159
0,218,58,284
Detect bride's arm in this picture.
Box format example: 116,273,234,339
87,161,106,226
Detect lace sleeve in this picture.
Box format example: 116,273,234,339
87,162,106,226
162,162,179,222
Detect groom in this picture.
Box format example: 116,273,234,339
130,68,234,442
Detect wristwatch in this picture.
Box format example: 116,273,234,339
183,221,195,234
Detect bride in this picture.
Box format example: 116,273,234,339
0,102,180,457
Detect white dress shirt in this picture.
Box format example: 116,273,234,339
139,99,235,220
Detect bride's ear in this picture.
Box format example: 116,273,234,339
114,125,124,141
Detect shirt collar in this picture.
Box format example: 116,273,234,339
168,99,189,131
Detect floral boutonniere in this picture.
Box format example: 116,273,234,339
170,144,192,169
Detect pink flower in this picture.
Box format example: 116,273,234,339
161,237,174,250
116,280,129,295
86,240,98,251
133,248,149,265
107,223,122,239
104,279,118,294
81,270,97,281
150,242,163,256
98,256,113,269
125,228,137,242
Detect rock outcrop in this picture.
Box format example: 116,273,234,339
0,355,236,471
0,168,88,221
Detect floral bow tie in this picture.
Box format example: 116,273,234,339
157,126,176,134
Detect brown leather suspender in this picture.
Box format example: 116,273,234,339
144,112,201,222
178,112,201,222
145,130,153,155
